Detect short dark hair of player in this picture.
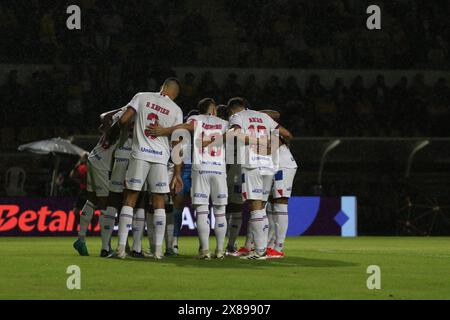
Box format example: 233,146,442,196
216,104,229,121
197,98,216,115
185,109,200,122
227,97,248,112
162,77,181,89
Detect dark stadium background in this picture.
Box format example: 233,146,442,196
1,0,449,235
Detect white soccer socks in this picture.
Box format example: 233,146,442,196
213,205,227,253
117,206,133,249
249,209,269,256
196,205,210,252
99,206,117,251
153,209,166,256
273,203,289,252
78,200,95,241
132,208,146,253
266,203,276,249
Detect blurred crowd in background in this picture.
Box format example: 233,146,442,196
1,0,449,68
1,67,449,150
1,0,450,148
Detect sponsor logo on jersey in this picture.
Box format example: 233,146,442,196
111,181,123,186
129,178,142,184
217,194,227,199
198,170,222,175
140,147,163,155
155,182,167,187
252,188,263,194
194,193,208,198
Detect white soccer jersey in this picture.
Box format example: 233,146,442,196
88,135,117,171
229,109,279,170
128,92,183,164
278,144,297,169
188,114,229,172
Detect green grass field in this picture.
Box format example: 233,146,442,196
0,236,449,300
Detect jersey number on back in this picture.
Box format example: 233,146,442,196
144,113,159,140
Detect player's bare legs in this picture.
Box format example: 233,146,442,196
172,194,185,254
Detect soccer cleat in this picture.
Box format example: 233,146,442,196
164,248,177,257
198,250,211,260
131,250,146,258
153,253,164,260
266,248,285,259
215,250,225,260
142,250,154,258
100,249,111,258
237,247,251,256
225,245,239,257
172,244,179,255
73,239,89,256
108,247,127,259
240,251,267,260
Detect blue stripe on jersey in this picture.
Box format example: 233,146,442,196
275,170,283,181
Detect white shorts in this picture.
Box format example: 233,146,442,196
272,168,297,199
227,164,243,204
87,162,110,197
241,167,274,202
148,163,174,206
191,170,228,205
125,158,169,193
109,158,129,193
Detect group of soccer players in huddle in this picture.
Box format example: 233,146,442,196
73,77,298,260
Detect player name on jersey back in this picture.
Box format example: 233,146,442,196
128,92,183,164
229,109,279,171
189,114,229,172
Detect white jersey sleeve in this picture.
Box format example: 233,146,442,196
128,93,141,112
